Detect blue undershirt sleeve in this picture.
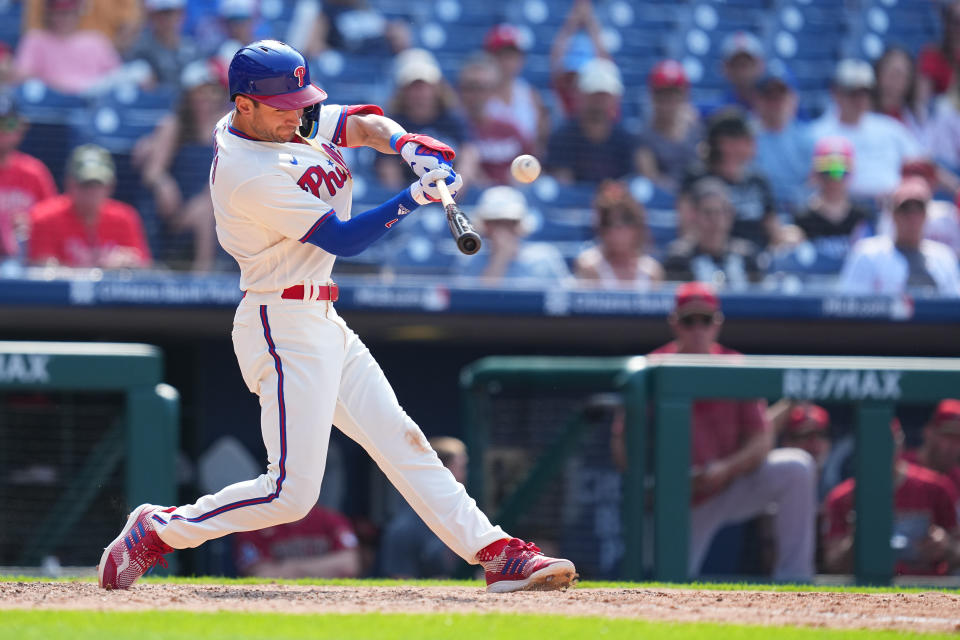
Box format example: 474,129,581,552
300,188,419,256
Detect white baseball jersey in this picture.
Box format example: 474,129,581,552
210,105,358,292
148,100,509,571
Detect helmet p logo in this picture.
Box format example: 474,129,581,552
294,66,306,88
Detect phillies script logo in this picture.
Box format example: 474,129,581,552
297,144,352,198
293,66,306,87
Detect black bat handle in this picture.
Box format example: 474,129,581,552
436,180,482,255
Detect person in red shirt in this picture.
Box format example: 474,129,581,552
458,54,533,187
28,144,151,268
901,399,960,500
0,94,57,263
648,282,817,581
822,419,960,576
232,504,362,579
918,1,960,98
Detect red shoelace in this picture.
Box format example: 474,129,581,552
508,539,542,555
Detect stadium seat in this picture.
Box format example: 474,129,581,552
76,86,176,154
0,0,22,49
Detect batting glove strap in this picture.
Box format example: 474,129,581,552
409,167,463,205
298,103,321,139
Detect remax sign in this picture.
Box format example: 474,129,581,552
782,369,902,400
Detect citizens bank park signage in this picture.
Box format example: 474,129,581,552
782,369,902,401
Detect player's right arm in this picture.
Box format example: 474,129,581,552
230,168,460,257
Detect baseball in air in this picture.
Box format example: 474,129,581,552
511,154,541,183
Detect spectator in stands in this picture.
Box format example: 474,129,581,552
549,0,609,119
546,58,639,185
718,31,765,113
13,0,122,95
901,399,960,498
664,178,763,288
574,180,663,289
376,48,475,189
822,419,960,576
135,59,230,271
23,0,142,53
483,24,549,154
876,160,960,258
873,47,926,141
379,437,467,578
205,0,260,61
0,94,57,266
28,144,151,268
839,177,960,296
455,186,571,286
682,108,779,248
810,59,922,201
636,60,703,194
769,402,833,500
917,0,960,101
644,283,817,581
127,0,200,91
234,503,362,578
790,137,870,273
458,54,532,187
751,66,814,215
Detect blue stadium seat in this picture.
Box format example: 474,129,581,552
0,0,22,49
76,86,176,154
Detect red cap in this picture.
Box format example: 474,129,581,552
674,282,719,316
931,399,960,433
892,176,932,210
785,405,829,436
485,24,523,52
649,60,689,90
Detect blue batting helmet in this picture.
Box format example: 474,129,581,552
228,40,327,110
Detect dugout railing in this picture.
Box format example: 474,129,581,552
0,341,179,572
461,355,960,585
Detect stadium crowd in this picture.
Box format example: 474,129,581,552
0,0,959,295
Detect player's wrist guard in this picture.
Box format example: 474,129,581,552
392,133,457,178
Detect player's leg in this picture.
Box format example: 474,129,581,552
688,497,729,577
100,302,344,588
329,312,576,591
704,448,817,581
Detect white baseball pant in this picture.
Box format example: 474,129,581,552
153,294,507,563
688,447,817,582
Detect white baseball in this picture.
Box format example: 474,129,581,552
511,154,541,183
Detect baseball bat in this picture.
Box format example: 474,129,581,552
436,180,481,255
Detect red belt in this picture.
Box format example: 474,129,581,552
281,283,339,301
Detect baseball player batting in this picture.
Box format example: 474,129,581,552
98,40,576,593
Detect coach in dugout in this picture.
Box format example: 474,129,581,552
647,283,817,581
822,418,960,576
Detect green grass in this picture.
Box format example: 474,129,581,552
1,610,955,640
3,574,960,595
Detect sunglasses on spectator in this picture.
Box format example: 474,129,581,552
895,201,926,215
678,313,717,328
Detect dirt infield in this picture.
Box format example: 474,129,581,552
1,582,959,633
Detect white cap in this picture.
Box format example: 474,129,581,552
577,57,623,96
834,58,875,90
218,0,255,19
394,48,442,86
144,0,185,11
721,31,763,60
181,59,221,90
474,186,531,231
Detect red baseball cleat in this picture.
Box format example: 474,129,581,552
478,538,578,593
98,503,174,590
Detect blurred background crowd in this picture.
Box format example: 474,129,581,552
1,0,960,295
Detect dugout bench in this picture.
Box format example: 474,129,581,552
0,341,179,571
461,355,960,585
